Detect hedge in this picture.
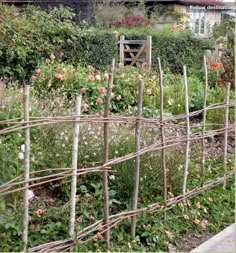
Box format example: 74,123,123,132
86,27,209,73
0,4,209,84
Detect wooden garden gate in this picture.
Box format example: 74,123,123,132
119,35,152,70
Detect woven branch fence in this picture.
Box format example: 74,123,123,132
0,57,234,252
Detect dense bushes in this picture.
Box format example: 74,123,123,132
0,4,209,85
111,27,209,73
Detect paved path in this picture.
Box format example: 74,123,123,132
191,224,235,252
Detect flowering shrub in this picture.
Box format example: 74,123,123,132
32,60,212,116
112,15,150,27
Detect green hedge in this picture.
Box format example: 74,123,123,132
106,27,209,73
0,4,209,84
58,27,209,73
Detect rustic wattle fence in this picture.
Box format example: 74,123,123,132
0,57,234,252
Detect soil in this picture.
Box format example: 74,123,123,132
176,230,214,252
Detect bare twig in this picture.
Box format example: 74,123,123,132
69,95,82,246
201,56,208,186
22,84,30,252
103,58,115,250
223,82,231,188
157,57,167,220
131,80,144,238
182,66,190,195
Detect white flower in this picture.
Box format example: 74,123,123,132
26,190,35,201
21,144,25,153
109,175,115,180
18,152,24,160
168,98,174,106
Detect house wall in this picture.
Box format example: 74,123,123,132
205,11,221,34
173,4,221,35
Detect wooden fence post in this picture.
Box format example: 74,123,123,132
120,35,125,65
131,80,144,238
0,79,4,107
201,55,208,186
69,95,82,248
146,36,152,70
223,82,231,188
22,84,30,252
103,58,115,250
157,58,167,219
182,66,190,195
113,31,119,52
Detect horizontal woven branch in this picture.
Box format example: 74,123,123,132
29,170,234,252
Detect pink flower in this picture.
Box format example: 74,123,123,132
35,68,41,74
97,232,102,239
89,215,95,222
81,87,87,93
89,67,95,73
146,89,152,95
96,97,103,104
31,75,37,81
119,62,124,68
55,73,62,79
183,214,189,220
103,73,109,80
77,217,82,223
88,75,95,81
96,69,100,74
93,234,98,242
82,103,88,111
194,218,200,225
98,87,105,93
59,52,64,57
50,54,55,60
142,62,147,68
95,74,101,81
60,75,66,80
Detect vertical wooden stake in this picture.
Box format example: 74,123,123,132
201,55,208,186
0,79,5,107
112,31,119,52
103,58,115,250
131,80,144,238
69,95,82,248
223,82,231,188
157,58,167,220
120,35,125,65
182,66,190,195
22,84,30,252
146,36,152,70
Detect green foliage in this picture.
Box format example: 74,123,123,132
109,27,209,73
0,3,209,85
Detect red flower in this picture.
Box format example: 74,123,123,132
173,76,177,81
28,29,32,33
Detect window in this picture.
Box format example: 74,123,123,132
189,11,206,35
